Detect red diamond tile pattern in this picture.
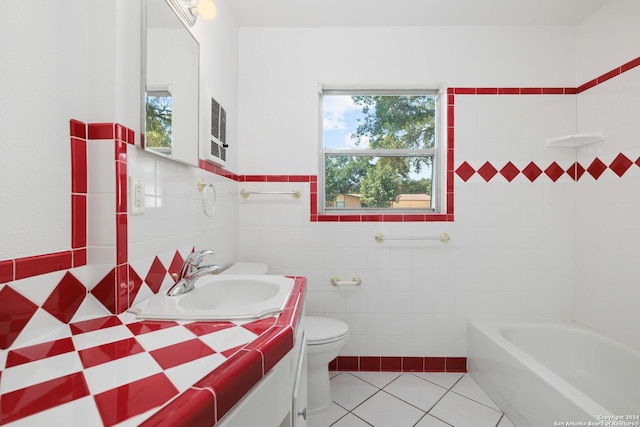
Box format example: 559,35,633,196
522,162,543,182
477,162,498,182
545,162,566,182
500,162,520,182
42,272,86,324
168,251,185,279
0,286,39,349
587,158,608,179
609,153,633,177
456,153,639,183
91,269,117,314
566,162,586,181
455,161,475,181
145,257,167,294
128,265,143,305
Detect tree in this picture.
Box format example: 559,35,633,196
325,155,370,203
353,95,435,205
145,95,172,148
359,162,399,207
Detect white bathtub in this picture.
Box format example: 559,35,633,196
468,321,640,427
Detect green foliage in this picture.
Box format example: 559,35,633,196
145,95,172,148
359,163,399,207
325,156,369,202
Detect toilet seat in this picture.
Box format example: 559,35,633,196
306,316,349,345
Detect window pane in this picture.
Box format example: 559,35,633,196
325,155,433,210
323,93,436,150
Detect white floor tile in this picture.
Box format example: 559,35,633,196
320,372,504,427
332,413,372,427
498,414,516,427
330,373,378,410
308,402,349,427
414,414,454,427
429,391,502,427
450,374,500,410
410,372,464,389
352,391,426,427
382,374,448,412
349,371,401,388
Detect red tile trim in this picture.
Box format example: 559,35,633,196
139,388,215,427
0,260,14,284
196,349,264,423
71,194,87,249
331,356,467,373
14,251,73,280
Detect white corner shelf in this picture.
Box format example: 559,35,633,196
546,132,604,148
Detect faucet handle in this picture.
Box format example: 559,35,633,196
185,250,215,267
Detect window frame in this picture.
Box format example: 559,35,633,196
319,86,444,216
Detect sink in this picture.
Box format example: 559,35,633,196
129,275,294,321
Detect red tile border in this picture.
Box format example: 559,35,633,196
0,260,14,284
139,388,215,427
14,251,73,280
331,356,466,373
195,349,264,422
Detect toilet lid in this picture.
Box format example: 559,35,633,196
306,316,349,345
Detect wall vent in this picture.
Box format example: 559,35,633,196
206,96,227,166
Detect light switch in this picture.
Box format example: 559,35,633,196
130,177,145,215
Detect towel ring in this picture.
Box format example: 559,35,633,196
197,179,216,217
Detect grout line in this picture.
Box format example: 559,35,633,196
322,372,505,427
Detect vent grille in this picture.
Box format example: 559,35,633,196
211,98,221,139
220,107,227,146
206,96,227,166
210,140,226,161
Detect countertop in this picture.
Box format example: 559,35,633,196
0,276,306,426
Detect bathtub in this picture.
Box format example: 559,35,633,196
468,321,640,427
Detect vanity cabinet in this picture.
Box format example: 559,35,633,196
217,323,307,427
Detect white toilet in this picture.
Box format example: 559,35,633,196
305,316,349,415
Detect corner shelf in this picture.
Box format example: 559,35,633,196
546,132,604,148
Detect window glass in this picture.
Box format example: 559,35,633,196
321,90,440,213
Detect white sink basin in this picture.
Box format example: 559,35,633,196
129,275,294,321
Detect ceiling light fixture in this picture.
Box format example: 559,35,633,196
188,0,217,21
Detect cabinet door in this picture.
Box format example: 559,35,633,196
292,332,307,427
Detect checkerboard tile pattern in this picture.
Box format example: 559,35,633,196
0,277,306,426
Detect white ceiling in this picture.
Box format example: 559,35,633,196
229,0,613,27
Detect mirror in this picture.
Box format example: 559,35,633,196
142,0,200,166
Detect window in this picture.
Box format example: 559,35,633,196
320,88,442,214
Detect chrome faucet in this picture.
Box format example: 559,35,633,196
166,250,222,296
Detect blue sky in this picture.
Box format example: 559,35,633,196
322,95,369,149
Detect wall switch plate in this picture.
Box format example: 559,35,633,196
130,177,145,215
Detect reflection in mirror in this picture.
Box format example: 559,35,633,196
145,89,173,155
143,0,200,166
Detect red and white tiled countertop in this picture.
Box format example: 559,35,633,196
0,277,306,426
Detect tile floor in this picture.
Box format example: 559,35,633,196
308,371,515,427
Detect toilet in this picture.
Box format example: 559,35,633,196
305,316,349,415
221,263,349,415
